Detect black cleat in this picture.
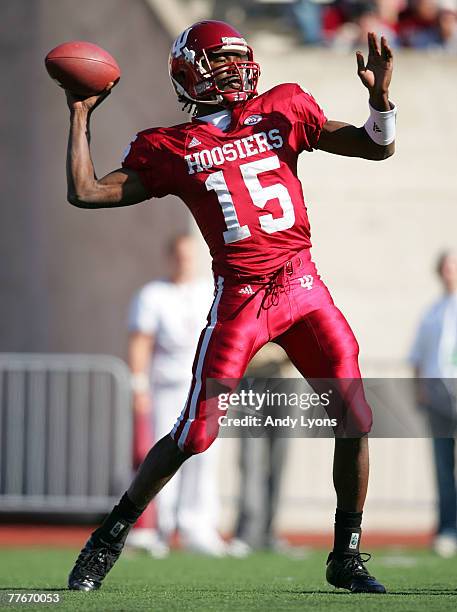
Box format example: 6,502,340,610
326,551,387,593
68,535,124,591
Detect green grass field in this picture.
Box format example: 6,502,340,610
0,548,456,611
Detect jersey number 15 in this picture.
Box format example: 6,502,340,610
205,155,295,244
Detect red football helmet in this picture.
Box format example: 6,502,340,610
169,20,260,109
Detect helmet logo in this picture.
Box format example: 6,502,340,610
172,27,191,58
182,47,196,64
244,114,263,126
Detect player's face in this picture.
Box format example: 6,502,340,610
440,253,457,292
207,49,250,92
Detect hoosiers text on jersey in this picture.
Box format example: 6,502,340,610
185,129,283,175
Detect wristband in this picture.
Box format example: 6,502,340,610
364,102,397,146
130,372,150,393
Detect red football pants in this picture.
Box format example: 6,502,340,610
171,248,372,454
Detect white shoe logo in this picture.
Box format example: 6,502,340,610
349,532,360,550
189,137,201,148
299,275,313,290
110,521,126,537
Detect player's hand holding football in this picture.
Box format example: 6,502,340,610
356,32,393,111
65,82,115,115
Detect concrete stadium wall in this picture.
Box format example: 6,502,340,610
0,0,189,356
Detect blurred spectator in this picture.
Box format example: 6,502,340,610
409,250,457,558
212,0,257,25
437,6,457,51
326,0,401,48
229,345,292,555
293,0,331,45
127,234,226,557
206,0,457,50
398,0,457,49
376,0,406,26
398,0,441,46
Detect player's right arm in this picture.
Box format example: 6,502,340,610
66,88,150,208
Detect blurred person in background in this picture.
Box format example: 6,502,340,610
212,0,256,25
398,0,449,47
328,0,401,48
409,251,457,558
292,0,329,45
229,345,292,556
376,0,405,30
127,234,226,557
436,4,457,51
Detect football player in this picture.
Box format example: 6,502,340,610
66,20,395,593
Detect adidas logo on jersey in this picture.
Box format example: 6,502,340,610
238,285,254,295
299,275,313,290
188,137,201,148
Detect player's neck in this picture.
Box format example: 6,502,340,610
195,103,228,117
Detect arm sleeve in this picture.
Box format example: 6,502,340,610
291,84,327,152
121,132,173,198
128,286,160,335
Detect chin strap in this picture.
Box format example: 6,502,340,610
179,94,226,116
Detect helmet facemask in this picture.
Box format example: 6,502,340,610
193,44,260,106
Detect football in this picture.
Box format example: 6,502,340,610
45,41,120,96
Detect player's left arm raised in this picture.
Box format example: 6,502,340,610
317,32,395,161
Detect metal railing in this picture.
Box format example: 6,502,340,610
0,354,132,514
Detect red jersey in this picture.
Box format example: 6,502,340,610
122,83,327,279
